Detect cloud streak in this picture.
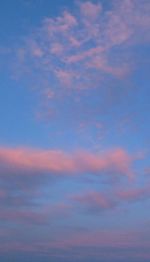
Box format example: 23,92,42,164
72,190,115,212
0,147,134,178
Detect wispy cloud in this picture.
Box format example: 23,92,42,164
116,185,150,202
14,0,150,90
5,0,148,141
71,190,115,213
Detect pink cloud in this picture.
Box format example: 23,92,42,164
117,186,150,202
0,147,134,178
76,148,133,178
72,190,115,211
44,10,77,35
66,46,106,64
0,221,150,260
0,201,71,225
0,209,47,224
33,229,150,253
55,69,75,86
1,228,150,258
50,43,64,55
14,0,150,93
2,0,148,90
79,1,102,21
62,11,78,28
6,0,149,135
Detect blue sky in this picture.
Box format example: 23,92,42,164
0,1,150,261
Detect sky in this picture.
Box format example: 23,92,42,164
0,0,150,261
